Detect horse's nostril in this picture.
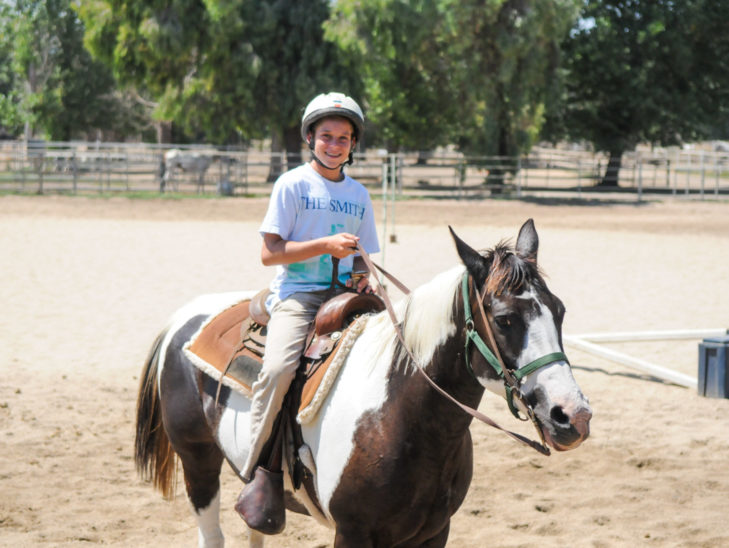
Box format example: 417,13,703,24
550,406,569,425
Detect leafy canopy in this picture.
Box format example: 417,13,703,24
547,0,729,154
78,0,361,146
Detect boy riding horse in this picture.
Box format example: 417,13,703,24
236,92,380,534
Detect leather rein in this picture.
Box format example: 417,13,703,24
356,244,564,456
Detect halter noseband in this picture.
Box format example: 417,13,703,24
462,274,568,423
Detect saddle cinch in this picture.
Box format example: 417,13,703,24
186,287,385,416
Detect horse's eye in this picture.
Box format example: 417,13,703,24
494,315,511,329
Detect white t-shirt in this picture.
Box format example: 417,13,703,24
259,163,380,309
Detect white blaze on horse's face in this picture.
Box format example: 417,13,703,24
513,286,591,451
451,220,591,451
514,287,561,369
476,279,591,452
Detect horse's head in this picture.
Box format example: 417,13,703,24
450,220,591,452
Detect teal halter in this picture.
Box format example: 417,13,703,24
461,273,569,420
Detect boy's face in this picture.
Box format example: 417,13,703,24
309,116,356,172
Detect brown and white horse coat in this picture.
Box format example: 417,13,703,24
136,220,591,547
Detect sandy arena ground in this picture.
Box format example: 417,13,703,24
1,194,728,547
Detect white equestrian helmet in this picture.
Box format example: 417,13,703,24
300,92,365,144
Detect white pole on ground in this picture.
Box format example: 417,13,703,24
564,335,698,389
569,328,727,343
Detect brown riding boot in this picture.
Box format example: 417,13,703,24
235,466,286,535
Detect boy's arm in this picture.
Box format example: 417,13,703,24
261,232,360,266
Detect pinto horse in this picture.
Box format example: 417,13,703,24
135,220,591,547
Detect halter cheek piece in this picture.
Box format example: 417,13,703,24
462,274,568,424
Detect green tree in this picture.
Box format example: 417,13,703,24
546,0,729,186
326,0,460,152
327,0,579,162
79,0,360,163
0,4,25,138
7,0,145,140
450,0,580,190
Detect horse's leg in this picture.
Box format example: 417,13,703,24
175,444,226,548
165,397,227,547
192,488,224,548
419,522,450,548
333,523,448,548
333,527,373,548
161,324,227,548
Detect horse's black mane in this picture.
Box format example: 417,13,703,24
483,241,543,296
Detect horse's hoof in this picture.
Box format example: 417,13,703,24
235,467,285,535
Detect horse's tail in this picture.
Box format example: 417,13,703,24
135,330,177,500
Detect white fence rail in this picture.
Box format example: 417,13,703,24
1,140,727,200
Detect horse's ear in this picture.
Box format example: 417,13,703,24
516,219,539,263
449,226,489,283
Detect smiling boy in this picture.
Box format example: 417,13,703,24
236,92,380,534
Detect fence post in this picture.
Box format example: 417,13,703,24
574,157,581,198
389,154,397,243
665,157,670,188
380,158,389,265
715,155,720,196
72,152,78,193
38,151,44,195
700,150,705,199
241,151,248,194
637,152,643,203
17,145,26,192
546,152,551,187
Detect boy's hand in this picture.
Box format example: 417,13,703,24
348,254,374,293
346,272,374,294
326,233,360,259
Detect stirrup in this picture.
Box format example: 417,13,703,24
235,466,286,535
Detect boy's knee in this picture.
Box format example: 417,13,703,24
260,360,298,385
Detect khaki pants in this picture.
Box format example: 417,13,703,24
241,288,340,481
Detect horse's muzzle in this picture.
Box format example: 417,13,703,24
540,401,592,452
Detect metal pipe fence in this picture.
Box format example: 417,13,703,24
1,140,727,201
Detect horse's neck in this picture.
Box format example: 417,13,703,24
397,274,485,433
386,335,482,447
426,315,485,414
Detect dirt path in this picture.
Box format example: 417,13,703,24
1,194,728,547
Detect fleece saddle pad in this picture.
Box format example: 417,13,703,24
183,296,368,424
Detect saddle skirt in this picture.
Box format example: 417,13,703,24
183,291,383,423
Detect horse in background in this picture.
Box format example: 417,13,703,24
135,220,592,547
161,149,214,192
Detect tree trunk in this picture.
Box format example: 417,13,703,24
415,150,433,165
485,120,511,193
156,121,172,144
284,126,303,168
267,130,284,182
599,150,622,187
